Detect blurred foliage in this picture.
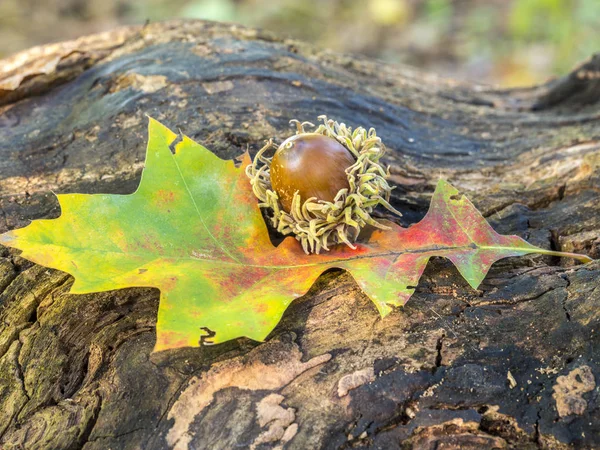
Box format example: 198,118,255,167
0,0,598,86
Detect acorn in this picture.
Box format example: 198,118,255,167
246,116,401,254
270,133,355,212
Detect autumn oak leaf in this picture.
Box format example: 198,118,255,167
0,119,591,352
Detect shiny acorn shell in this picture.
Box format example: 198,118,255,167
270,133,355,212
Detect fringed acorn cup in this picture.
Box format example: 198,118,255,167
246,116,402,254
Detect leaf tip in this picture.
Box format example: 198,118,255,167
436,178,452,190
378,305,392,318
151,342,169,354
145,114,159,128
146,116,178,145
237,150,252,167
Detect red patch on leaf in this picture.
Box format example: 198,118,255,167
156,189,176,206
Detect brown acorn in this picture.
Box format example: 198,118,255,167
270,133,355,212
246,116,401,254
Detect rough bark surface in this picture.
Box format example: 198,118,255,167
1,20,599,450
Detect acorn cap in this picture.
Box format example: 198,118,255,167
246,115,401,254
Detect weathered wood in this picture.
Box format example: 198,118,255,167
0,19,599,450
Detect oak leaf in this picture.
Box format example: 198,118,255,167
0,119,591,351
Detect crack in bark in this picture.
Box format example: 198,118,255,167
14,339,31,403
559,273,572,322
88,426,148,442
533,407,542,446
435,333,445,368
474,286,557,307
74,392,103,450
0,272,71,361
0,339,32,443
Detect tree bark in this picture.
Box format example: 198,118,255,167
0,19,599,450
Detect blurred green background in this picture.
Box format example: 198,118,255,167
1,0,598,86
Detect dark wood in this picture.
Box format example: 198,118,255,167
0,19,599,450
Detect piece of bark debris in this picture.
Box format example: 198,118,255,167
337,367,376,397
553,365,596,417
507,370,517,389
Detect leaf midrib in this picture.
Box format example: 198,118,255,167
13,238,534,270
171,149,242,264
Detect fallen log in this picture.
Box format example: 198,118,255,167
0,19,599,450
